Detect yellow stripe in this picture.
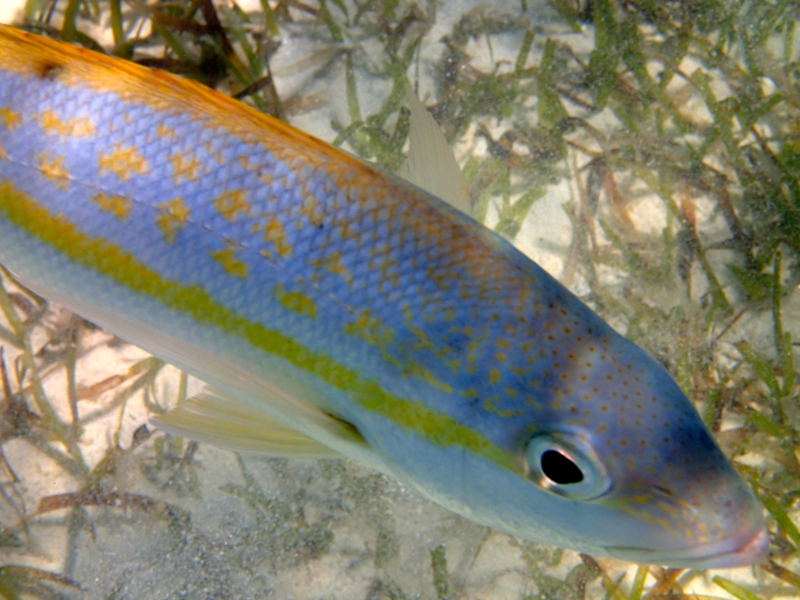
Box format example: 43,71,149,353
0,179,516,473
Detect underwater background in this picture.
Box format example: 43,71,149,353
0,0,798,599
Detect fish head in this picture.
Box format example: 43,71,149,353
453,329,768,568
518,373,767,567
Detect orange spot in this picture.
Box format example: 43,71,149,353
98,144,148,181
156,197,190,244
344,309,393,350
299,194,323,226
259,217,292,257
214,189,251,221
36,109,96,139
379,256,400,288
210,245,248,278
37,153,69,190
0,107,20,130
157,122,175,140
170,151,202,184
312,253,352,285
91,192,131,221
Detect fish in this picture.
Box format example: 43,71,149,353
0,24,767,568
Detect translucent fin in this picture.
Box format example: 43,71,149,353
153,390,341,457
399,83,471,215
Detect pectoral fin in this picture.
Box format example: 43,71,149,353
153,390,344,457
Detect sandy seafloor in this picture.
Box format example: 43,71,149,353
0,1,797,599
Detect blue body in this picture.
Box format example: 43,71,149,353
0,26,767,567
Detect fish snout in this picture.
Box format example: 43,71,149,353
604,465,767,568
604,517,768,569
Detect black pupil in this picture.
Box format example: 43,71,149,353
541,450,584,485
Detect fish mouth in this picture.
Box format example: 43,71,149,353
604,524,769,569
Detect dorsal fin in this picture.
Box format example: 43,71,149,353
399,83,471,215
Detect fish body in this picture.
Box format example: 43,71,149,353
0,26,766,567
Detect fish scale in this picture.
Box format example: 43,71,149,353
0,25,767,567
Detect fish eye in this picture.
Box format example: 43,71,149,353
524,432,610,500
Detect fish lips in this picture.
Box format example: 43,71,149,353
603,520,769,569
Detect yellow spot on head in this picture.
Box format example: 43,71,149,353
210,245,249,279
483,396,516,418
213,189,251,221
489,368,500,385
156,197,190,244
443,358,461,373
91,192,131,221
98,144,148,181
37,152,69,190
